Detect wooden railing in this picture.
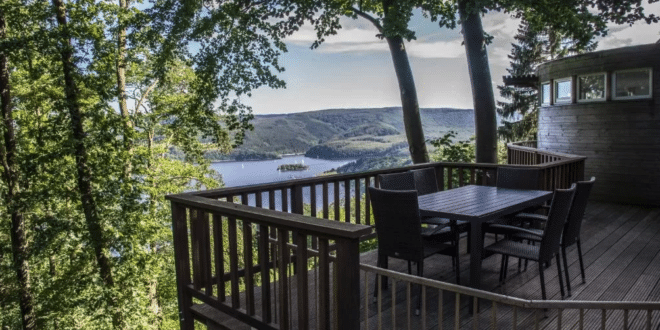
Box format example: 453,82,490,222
167,194,371,330
508,141,587,191
167,142,588,329
361,263,660,329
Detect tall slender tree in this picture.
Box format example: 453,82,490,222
0,2,36,329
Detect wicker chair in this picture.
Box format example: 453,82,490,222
369,187,457,314
499,177,595,296
488,167,544,236
378,171,463,283
496,166,541,190
484,184,576,300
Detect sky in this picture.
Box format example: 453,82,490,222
241,3,660,115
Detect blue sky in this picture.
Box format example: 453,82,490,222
242,5,660,115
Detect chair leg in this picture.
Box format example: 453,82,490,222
416,261,423,316
561,246,572,297
503,255,510,284
499,255,506,284
556,254,565,299
454,253,461,285
538,263,547,300
577,239,586,284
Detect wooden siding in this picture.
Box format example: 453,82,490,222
537,43,660,206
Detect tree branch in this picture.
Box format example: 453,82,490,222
350,7,383,33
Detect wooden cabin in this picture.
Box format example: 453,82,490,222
536,43,660,206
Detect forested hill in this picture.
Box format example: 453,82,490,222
209,107,474,160
214,107,476,160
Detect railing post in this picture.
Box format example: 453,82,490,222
335,236,361,330
171,202,194,330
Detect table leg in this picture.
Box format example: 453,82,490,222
469,220,483,315
469,220,483,289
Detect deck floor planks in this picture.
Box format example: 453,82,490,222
536,207,658,330
472,203,639,329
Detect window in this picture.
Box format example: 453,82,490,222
554,78,572,104
578,73,606,102
541,82,551,105
613,68,652,100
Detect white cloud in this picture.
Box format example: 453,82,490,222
597,4,660,51
406,39,465,58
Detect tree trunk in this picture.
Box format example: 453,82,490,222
51,0,122,327
458,0,498,164
385,36,429,164
117,0,132,158
0,5,37,329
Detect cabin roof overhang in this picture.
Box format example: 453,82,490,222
503,74,538,89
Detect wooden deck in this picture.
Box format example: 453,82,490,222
195,201,660,329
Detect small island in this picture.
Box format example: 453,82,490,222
277,163,309,171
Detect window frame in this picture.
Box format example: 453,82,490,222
554,77,573,104
540,81,551,106
612,68,653,100
577,72,607,103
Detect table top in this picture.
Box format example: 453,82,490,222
418,185,553,221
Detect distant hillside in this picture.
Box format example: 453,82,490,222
214,107,476,160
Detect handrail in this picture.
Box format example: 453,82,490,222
190,161,500,198
507,142,586,162
166,194,371,239
361,263,660,311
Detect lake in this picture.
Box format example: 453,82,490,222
210,155,356,211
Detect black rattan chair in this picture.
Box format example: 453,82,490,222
496,167,541,190
378,171,416,191
488,167,544,236
378,170,464,281
369,187,457,314
501,177,595,296
484,184,576,300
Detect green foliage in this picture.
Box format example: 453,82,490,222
0,0,300,328
428,131,475,163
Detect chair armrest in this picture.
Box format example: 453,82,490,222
513,213,548,224
486,224,544,238
421,217,450,226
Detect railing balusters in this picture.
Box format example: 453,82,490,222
355,178,361,224
491,302,497,330
439,289,443,330
454,293,460,330
579,308,584,329
473,297,478,330
171,203,193,330
407,282,411,330
227,217,240,309
243,219,255,315
422,285,427,330
602,309,607,329
296,232,309,329
624,309,629,330
319,239,330,330
345,179,351,222
322,182,329,220
213,213,225,302
334,181,340,221
647,309,652,330
392,279,397,327
278,228,290,330
365,176,372,226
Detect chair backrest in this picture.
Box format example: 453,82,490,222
378,171,415,191
411,168,439,195
368,187,424,261
496,167,541,190
539,184,576,263
562,177,596,247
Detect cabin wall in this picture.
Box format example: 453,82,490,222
537,43,660,206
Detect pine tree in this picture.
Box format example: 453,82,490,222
497,20,597,142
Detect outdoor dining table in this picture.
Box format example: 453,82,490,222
418,184,553,290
